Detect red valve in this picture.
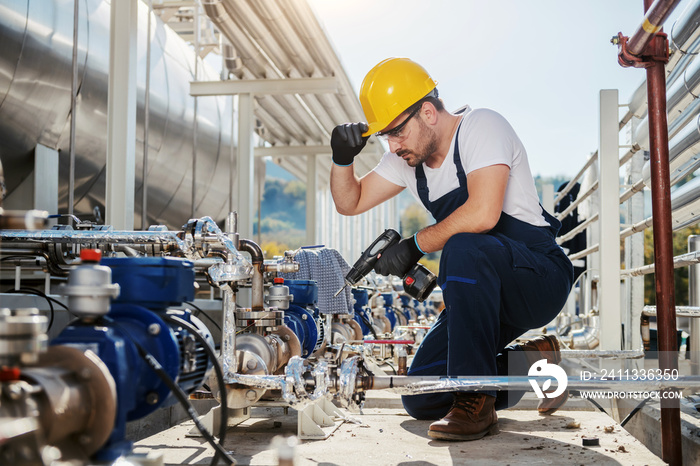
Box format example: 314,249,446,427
0,367,21,381
80,249,102,263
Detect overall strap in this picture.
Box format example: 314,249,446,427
415,119,467,211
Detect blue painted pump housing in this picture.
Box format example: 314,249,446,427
352,288,374,337
399,294,415,323
52,257,213,460
381,292,398,331
282,279,324,357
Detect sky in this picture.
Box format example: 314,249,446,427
306,0,694,179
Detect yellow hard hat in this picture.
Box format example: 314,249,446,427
359,58,438,136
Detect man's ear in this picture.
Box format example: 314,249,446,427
421,101,439,126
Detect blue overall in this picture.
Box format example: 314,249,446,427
402,122,574,420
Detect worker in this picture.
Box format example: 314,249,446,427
329,58,574,441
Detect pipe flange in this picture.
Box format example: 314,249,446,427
235,309,284,329
271,325,302,366
0,309,48,365
226,350,267,409
27,346,117,456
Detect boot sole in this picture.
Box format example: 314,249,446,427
428,423,499,441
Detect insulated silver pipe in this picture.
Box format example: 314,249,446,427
689,236,700,375
368,375,700,395
561,349,644,359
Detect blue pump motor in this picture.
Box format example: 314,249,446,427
282,279,324,357
381,292,398,331
399,294,416,322
52,257,214,460
352,288,374,337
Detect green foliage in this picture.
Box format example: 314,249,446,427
419,257,440,276
261,240,291,259
644,224,700,306
400,203,430,237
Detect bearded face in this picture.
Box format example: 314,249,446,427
395,116,440,167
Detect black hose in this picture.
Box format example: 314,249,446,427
4,287,59,332
357,311,379,340
570,390,607,413
184,301,222,333
131,338,235,465
161,313,229,462
620,397,651,427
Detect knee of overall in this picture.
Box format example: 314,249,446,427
401,393,453,420
440,233,501,275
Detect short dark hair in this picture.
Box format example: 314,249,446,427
404,88,444,115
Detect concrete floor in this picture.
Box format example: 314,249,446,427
133,393,666,465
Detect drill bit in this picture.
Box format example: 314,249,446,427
334,283,347,298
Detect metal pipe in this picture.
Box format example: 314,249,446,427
622,250,700,277
233,370,700,393
560,349,645,359
0,229,188,250
628,0,681,56
553,151,597,208
556,180,598,220
643,305,700,317
568,244,599,262
619,143,642,167
639,1,682,460
690,236,700,375
239,239,264,310
557,214,598,245
619,179,646,204
366,375,700,394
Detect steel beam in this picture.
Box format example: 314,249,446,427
598,89,622,351
106,0,137,229
306,155,317,246
190,77,338,96
254,145,331,158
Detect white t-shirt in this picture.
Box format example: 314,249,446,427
372,106,549,227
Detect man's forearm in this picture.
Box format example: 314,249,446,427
330,164,362,215
414,199,500,253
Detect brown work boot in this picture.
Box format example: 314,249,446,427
428,393,499,441
520,334,569,415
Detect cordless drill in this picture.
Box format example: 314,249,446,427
334,229,437,302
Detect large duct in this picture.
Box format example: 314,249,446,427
0,0,234,229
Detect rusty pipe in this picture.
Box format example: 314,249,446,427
641,0,682,463
628,0,682,56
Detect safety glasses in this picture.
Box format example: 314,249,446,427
376,105,421,142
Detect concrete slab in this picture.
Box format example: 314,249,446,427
134,395,665,465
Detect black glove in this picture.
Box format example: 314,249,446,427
331,122,369,166
374,235,424,277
